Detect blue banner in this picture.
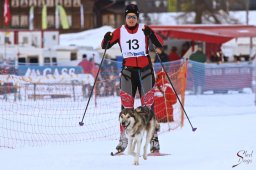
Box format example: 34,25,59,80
18,66,83,76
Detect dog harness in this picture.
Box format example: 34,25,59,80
135,106,154,125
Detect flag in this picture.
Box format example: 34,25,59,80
55,5,60,29
80,4,84,28
4,0,11,27
168,0,177,12
58,5,70,29
29,6,34,30
42,4,47,30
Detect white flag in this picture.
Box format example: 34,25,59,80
29,6,34,30
55,5,60,29
80,4,84,28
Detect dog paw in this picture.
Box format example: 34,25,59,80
133,161,139,165
143,154,147,160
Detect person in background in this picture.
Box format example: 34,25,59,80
181,42,189,57
189,46,207,94
210,51,217,63
101,4,163,154
216,50,224,64
154,45,169,63
168,46,180,61
78,54,93,74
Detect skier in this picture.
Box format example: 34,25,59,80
101,4,163,153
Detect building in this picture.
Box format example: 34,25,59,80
1,0,256,33
0,0,125,33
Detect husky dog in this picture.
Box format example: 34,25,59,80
119,106,159,165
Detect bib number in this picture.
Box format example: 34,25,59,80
126,39,139,50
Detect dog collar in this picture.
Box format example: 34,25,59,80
124,122,130,129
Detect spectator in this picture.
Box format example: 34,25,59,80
78,54,93,74
189,46,207,94
216,50,224,64
79,54,94,98
168,46,182,74
210,51,217,62
89,57,99,78
168,46,180,61
181,42,190,57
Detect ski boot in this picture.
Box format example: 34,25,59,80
116,134,128,153
150,136,160,153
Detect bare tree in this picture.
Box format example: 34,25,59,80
177,0,247,24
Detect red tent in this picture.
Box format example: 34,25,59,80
151,25,256,44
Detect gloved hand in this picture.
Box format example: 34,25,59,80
142,26,153,36
104,32,113,41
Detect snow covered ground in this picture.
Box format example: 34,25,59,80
0,92,255,170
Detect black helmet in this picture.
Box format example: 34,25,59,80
125,4,139,17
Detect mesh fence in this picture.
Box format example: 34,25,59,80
0,59,188,148
1,58,255,149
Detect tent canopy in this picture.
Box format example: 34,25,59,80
151,25,256,44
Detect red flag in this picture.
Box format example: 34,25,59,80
4,0,11,26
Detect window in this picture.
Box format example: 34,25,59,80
31,36,39,47
70,53,77,61
28,56,39,65
52,57,57,65
29,0,37,6
11,0,19,7
68,15,72,27
18,58,26,64
11,16,20,27
64,0,72,7
73,0,81,7
102,14,115,27
21,0,28,7
55,0,63,5
47,15,55,28
44,57,51,65
5,37,11,44
38,0,45,7
20,15,28,27
46,0,54,7
22,37,29,44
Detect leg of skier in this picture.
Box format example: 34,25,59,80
116,67,138,153
138,67,160,153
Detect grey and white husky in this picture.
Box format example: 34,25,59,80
119,106,159,165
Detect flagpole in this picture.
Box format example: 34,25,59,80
55,4,60,29
4,26,7,63
3,0,11,63
29,5,34,30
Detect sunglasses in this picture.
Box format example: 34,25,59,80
126,15,137,20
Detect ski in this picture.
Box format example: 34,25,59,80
148,151,170,156
110,151,125,156
111,150,169,156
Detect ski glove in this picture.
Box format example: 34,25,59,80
142,26,153,36
104,32,113,41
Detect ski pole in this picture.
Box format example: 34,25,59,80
79,41,109,126
155,51,197,132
